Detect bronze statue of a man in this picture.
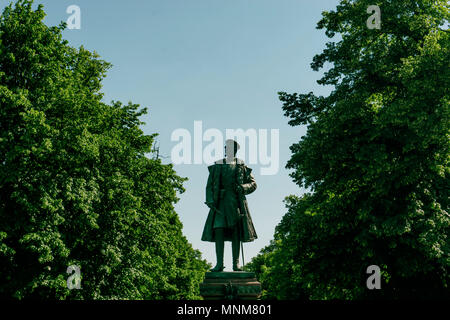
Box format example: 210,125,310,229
201,139,257,272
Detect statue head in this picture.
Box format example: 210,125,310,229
224,139,240,160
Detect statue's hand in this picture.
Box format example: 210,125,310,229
236,184,244,194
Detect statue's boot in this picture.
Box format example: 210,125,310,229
211,228,224,272
232,231,243,271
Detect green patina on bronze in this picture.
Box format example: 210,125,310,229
201,140,258,272
201,158,258,243
200,271,262,300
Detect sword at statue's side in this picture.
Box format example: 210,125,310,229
239,210,245,268
234,163,248,270
235,187,245,269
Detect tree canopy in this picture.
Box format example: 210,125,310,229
0,0,209,299
248,0,449,299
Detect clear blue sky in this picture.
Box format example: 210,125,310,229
3,0,341,269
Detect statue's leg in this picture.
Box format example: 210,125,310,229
211,228,224,272
232,227,243,271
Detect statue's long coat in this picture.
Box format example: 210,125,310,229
201,158,258,243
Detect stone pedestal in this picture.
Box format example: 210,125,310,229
200,271,262,300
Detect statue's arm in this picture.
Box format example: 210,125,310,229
240,167,257,195
205,166,215,206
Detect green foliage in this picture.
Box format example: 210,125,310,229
0,0,209,299
244,235,306,300
248,0,449,299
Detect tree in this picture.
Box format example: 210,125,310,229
249,0,449,299
244,235,307,300
0,0,209,299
